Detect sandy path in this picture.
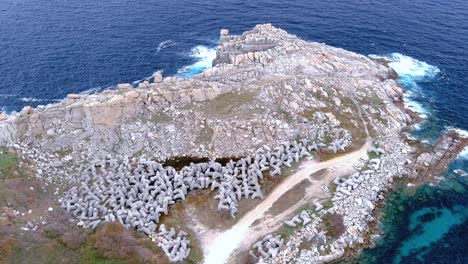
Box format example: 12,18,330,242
203,141,370,264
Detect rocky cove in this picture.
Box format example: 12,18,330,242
0,24,466,263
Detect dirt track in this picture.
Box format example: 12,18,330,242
203,140,371,264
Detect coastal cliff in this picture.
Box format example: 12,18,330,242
0,24,465,264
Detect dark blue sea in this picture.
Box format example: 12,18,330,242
0,0,467,263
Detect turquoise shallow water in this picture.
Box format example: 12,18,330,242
354,175,468,264
352,55,468,264
398,206,466,263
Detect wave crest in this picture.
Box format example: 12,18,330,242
445,127,468,138
19,97,44,102
156,40,176,52
177,45,217,78
370,53,440,120
371,53,440,80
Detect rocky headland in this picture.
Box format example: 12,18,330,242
0,24,465,263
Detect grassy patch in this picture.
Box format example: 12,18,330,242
159,204,204,264
328,182,337,195
261,161,300,194
80,242,124,264
79,223,159,264
274,205,315,241
202,92,256,116
0,238,17,262
323,134,333,144
275,225,297,240
295,203,315,214
0,148,17,178
299,109,315,119
367,151,379,160
321,213,345,239
321,199,334,209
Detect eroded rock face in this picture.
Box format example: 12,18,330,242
411,131,468,180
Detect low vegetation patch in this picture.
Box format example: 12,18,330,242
367,151,379,160
0,238,16,262
202,92,256,116
81,222,163,264
276,225,297,240
0,148,17,179
321,213,345,239
321,199,334,209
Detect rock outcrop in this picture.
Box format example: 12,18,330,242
1,24,462,264
0,25,405,181
411,130,468,180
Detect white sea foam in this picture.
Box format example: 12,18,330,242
445,127,468,138
413,123,422,131
370,53,440,120
403,92,428,119
79,87,102,95
0,94,16,98
370,53,440,79
443,127,468,160
387,53,440,79
19,97,44,102
458,147,468,160
156,40,176,52
177,45,217,78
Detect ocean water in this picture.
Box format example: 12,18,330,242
1,0,467,263
359,52,468,264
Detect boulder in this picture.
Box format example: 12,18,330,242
117,83,133,90
220,29,229,36
153,71,163,83
0,113,8,121
67,94,81,100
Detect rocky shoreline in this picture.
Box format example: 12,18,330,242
0,24,466,263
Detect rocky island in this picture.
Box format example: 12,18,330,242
0,24,466,263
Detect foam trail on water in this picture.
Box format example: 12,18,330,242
403,91,429,119
177,45,217,78
458,147,468,160
156,40,176,52
384,53,440,80
404,96,428,119
370,53,440,119
19,97,44,102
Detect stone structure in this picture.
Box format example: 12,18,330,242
0,24,465,263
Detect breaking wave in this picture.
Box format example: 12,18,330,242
458,147,468,160
156,40,176,52
370,53,440,119
403,91,429,119
19,97,44,102
445,127,468,139
384,53,440,80
79,87,103,95
177,45,217,78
